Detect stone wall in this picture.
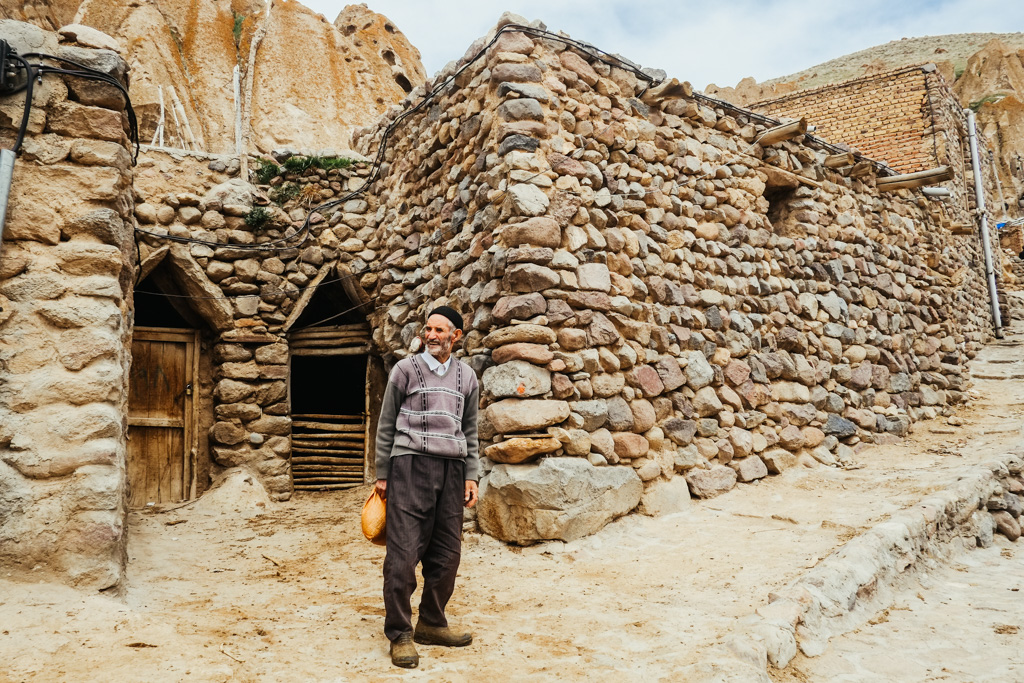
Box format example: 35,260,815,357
0,17,1012,584
352,20,1000,541
131,148,377,502
0,24,135,588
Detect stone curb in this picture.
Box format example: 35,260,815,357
685,451,1024,681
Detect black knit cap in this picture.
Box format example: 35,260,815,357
428,305,464,331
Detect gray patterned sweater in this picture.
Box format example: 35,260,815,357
374,354,480,481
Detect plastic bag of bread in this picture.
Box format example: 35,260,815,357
361,488,387,546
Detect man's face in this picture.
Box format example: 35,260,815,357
423,314,462,362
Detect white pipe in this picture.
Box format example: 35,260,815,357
0,149,15,257
922,187,951,198
233,65,242,157
965,108,1003,338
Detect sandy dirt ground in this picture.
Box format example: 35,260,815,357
774,540,1024,683
3,321,1024,682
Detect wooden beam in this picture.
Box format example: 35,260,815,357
640,78,692,105
292,457,365,465
824,152,856,169
848,161,874,178
290,337,371,348
294,483,361,491
755,118,808,146
876,166,953,191
293,420,366,431
289,324,370,339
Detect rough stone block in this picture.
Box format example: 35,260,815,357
493,293,546,322
478,458,642,543
485,398,569,433
482,360,551,398
502,217,561,248
639,476,691,516
46,101,124,142
685,465,738,498
483,324,556,348
612,432,649,459
484,436,560,464
733,456,768,482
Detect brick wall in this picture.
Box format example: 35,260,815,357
752,67,938,174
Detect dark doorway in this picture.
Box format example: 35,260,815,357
288,278,381,491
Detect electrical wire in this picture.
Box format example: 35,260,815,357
8,52,35,155
10,51,140,162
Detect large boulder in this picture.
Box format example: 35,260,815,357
478,458,643,543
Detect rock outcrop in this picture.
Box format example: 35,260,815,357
954,39,1024,212
2,0,426,154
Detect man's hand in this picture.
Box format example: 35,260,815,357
464,480,478,508
375,479,387,500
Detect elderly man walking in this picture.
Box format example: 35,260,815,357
374,306,479,668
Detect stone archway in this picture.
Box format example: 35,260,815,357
129,245,226,504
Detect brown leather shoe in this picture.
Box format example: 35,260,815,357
390,632,419,668
414,622,473,647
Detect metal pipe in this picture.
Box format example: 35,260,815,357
0,148,16,259
965,109,1003,338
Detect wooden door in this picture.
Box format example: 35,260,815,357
127,327,198,507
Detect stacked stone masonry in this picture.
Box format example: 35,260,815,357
0,25,135,589
131,148,377,502
0,19,1009,586
352,23,1001,538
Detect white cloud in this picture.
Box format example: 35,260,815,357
299,0,1024,88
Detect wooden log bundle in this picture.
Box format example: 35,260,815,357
289,323,371,357
290,412,366,491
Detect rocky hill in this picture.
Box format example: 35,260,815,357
706,33,1024,216
0,0,426,154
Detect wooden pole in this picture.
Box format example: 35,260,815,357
755,118,808,146
876,166,953,191
157,86,165,147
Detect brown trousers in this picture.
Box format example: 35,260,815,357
382,454,464,641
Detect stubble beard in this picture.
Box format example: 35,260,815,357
427,337,452,360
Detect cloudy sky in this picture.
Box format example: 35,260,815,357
301,0,1022,89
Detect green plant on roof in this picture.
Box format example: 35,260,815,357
317,156,354,170
244,206,271,232
254,158,280,184
283,156,315,173
270,182,299,205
